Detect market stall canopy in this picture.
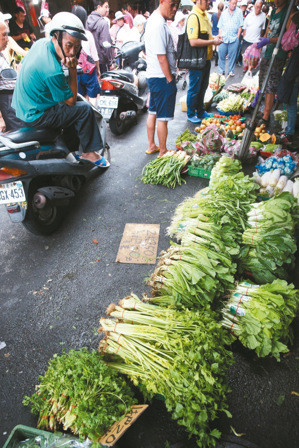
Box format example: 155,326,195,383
180,0,195,10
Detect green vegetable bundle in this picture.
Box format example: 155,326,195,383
99,295,234,448
141,151,190,188
147,239,235,308
176,128,197,146
190,153,220,169
238,193,297,283
222,280,299,360
213,90,229,104
23,348,137,444
217,93,246,113
209,156,242,188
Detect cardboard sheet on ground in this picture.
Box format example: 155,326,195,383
116,223,160,264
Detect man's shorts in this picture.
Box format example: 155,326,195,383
147,77,177,121
259,57,285,95
78,71,101,98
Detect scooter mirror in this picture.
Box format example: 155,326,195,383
103,41,112,48
1,68,17,80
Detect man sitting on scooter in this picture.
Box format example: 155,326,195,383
12,12,109,167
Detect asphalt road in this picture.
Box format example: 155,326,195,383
0,64,298,448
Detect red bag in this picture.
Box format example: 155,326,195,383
243,43,261,71
281,22,299,51
78,50,96,75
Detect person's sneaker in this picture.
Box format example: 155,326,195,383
187,115,201,123
198,111,212,119
229,72,235,77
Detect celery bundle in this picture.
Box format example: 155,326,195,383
238,193,297,283
141,150,190,188
222,280,299,360
99,294,233,448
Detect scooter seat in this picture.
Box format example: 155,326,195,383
102,70,135,84
5,127,61,144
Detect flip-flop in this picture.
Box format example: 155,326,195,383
145,147,159,154
75,154,110,168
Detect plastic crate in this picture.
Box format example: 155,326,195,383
3,425,52,448
188,166,211,178
259,151,273,158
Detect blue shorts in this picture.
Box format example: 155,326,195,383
77,71,101,98
147,77,177,121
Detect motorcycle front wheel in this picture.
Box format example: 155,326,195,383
22,192,64,236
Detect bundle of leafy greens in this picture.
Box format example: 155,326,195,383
238,193,297,283
23,348,137,444
209,156,242,188
222,280,299,360
141,150,190,188
99,294,234,448
147,241,235,308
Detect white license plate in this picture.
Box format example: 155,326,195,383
98,96,119,108
0,181,26,205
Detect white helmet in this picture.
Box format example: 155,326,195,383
49,12,87,41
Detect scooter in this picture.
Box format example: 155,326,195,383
98,41,148,135
0,69,110,236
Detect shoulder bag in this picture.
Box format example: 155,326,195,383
177,13,209,70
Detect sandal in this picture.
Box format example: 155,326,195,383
258,117,270,127
145,147,159,154
75,154,110,168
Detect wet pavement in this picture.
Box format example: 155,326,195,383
0,62,298,448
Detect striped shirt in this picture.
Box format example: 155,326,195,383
0,52,16,90
218,7,243,44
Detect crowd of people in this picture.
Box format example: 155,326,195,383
0,0,298,162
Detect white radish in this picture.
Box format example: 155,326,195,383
252,171,262,185
269,169,281,187
265,185,275,196
282,180,294,194
275,175,288,192
261,171,271,187
293,179,299,201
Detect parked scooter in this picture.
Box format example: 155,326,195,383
0,68,110,236
98,41,148,135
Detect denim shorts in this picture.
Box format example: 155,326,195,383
147,77,177,121
77,71,101,98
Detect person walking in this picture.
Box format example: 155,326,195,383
144,0,178,156
211,2,224,66
86,0,113,74
9,6,36,50
186,0,222,123
0,20,23,131
110,11,131,47
217,0,243,76
256,0,289,127
242,0,266,54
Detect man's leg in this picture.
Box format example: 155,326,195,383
187,69,202,119
197,61,211,117
157,120,168,156
0,93,24,132
285,82,299,137
32,101,104,163
228,39,239,74
262,93,275,121
218,43,227,75
146,113,158,153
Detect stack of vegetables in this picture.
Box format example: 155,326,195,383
176,128,197,150
189,153,220,170
217,93,246,114
23,348,137,443
257,154,297,177
253,169,299,200
99,295,234,448
238,193,297,283
141,151,190,189
222,280,299,361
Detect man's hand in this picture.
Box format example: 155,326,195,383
21,33,28,39
30,33,36,41
63,57,78,70
256,37,270,49
213,36,223,46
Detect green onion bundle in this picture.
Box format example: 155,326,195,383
238,193,297,283
99,294,233,448
141,150,190,188
222,280,299,361
23,348,137,443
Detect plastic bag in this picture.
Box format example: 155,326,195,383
241,71,259,92
17,433,92,448
199,125,224,152
243,43,262,71
281,22,299,51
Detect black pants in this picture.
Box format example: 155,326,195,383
31,101,103,153
0,92,23,132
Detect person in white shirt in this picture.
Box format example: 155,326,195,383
242,0,266,53
125,14,146,42
110,11,131,47
144,0,178,157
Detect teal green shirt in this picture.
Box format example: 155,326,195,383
12,39,73,122
264,5,288,60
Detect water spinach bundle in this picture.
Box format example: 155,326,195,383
99,294,234,448
238,193,297,283
141,151,190,188
222,280,299,360
23,348,137,444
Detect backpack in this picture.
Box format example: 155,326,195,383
78,50,96,74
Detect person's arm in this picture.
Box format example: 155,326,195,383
237,26,242,39
12,33,27,42
157,54,173,83
8,36,27,57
